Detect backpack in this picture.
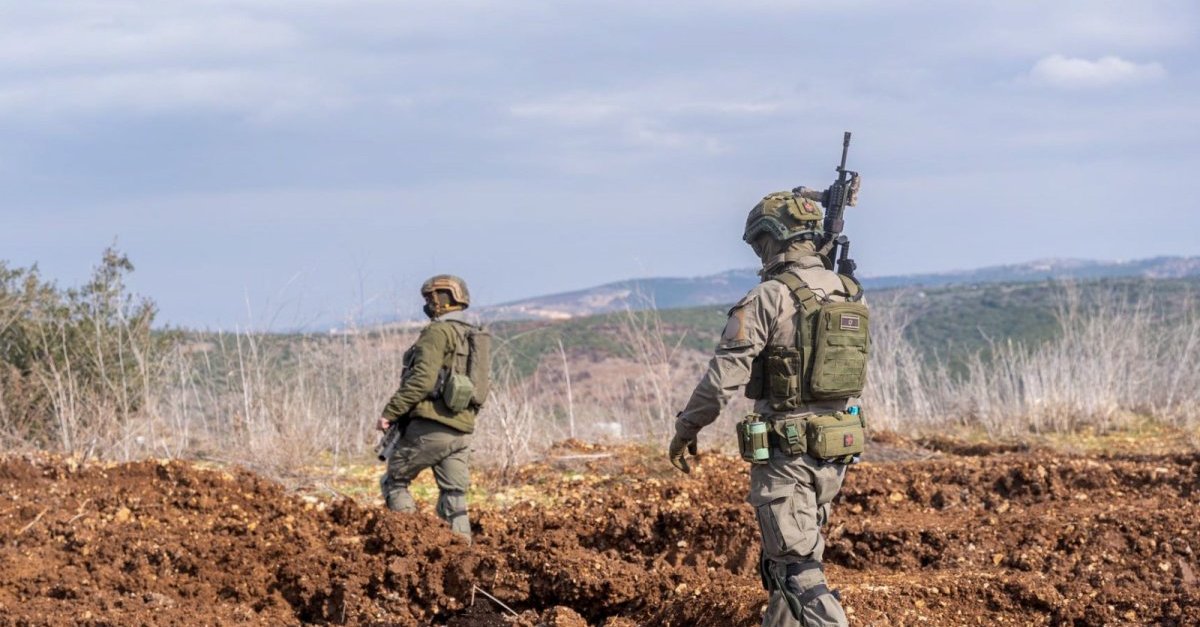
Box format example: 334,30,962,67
751,272,870,410
440,323,492,412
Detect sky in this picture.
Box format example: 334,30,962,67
2,0,1197,329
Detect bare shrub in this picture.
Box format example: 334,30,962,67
473,352,541,478
864,284,1200,435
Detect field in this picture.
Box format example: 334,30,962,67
2,432,1198,626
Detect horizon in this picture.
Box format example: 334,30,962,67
4,1,1198,329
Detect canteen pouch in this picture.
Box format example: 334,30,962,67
442,372,475,413
737,414,771,464
770,417,808,456
806,410,866,462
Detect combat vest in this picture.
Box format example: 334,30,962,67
747,268,869,410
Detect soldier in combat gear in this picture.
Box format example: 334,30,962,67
377,274,490,541
670,190,868,627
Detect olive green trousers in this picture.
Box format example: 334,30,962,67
380,418,471,540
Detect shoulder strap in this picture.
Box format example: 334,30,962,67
772,273,822,317
834,274,865,302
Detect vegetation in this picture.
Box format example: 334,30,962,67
0,249,167,455
2,252,1198,481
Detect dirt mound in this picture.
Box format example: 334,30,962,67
1,445,1198,626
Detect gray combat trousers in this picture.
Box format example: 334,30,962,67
380,418,472,540
750,450,849,627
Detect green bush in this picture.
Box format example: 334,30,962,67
0,248,165,453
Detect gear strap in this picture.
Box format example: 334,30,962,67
773,272,822,317
796,583,832,607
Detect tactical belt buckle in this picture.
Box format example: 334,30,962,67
784,423,802,449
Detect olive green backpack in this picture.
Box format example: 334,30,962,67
751,272,869,410
440,323,492,412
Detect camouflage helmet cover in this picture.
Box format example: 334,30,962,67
420,274,471,308
742,191,824,245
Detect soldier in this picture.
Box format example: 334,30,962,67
670,191,869,627
377,274,490,541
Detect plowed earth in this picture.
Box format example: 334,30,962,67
1,439,1197,626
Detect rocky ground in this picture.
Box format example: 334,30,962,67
0,435,1197,626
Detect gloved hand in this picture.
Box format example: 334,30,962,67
668,434,699,474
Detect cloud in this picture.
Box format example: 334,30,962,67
0,69,347,121
1027,54,1167,89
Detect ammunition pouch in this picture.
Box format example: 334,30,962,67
768,417,808,456
805,410,866,463
764,346,804,411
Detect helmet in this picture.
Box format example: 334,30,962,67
420,274,470,312
742,191,824,246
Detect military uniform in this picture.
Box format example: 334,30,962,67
673,191,866,627
379,276,483,540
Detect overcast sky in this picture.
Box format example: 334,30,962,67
2,0,1197,329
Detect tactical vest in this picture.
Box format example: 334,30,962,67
440,321,492,412
747,272,869,410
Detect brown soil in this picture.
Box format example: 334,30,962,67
1,440,1197,626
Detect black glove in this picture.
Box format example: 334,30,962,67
668,434,699,474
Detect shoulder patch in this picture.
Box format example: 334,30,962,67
719,293,758,350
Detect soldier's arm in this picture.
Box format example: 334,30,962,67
675,288,774,440
381,324,450,421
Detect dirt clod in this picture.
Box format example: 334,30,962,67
1,444,1198,625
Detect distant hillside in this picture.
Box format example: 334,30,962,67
489,275,1200,376
479,256,1200,321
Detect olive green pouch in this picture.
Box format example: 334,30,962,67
809,302,870,400
770,417,807,456
736,414,770,464
764,346,803,411
805,411,865,462
442,373,475,412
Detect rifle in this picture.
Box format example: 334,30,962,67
794,131,861,278
376,419,406,462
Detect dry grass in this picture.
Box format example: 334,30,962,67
6,261,1198,481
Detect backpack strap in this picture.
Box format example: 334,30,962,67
773,272,823,317
834,274,865,303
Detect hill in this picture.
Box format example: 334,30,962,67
478,256,1200,322
488,275,1200,375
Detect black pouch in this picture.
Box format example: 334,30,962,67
745,354,765,400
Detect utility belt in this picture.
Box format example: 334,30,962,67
736,408,865,464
